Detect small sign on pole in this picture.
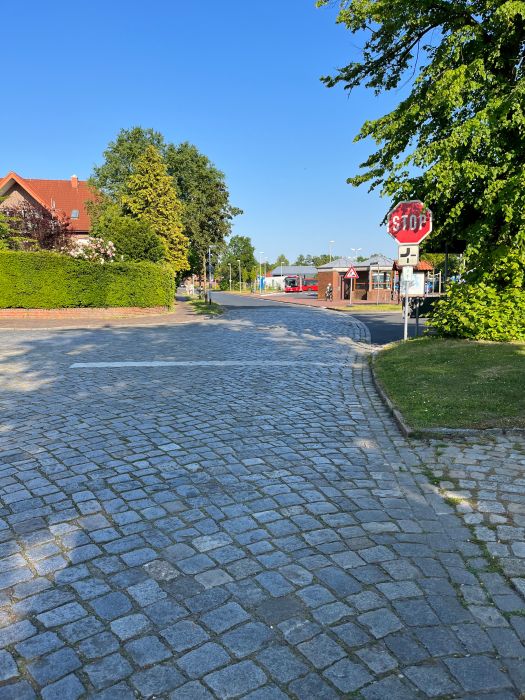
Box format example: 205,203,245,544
398,245,419,267
344,266,359,279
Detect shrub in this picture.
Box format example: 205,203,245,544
91,206,166,262
427,282,525,341
0,250,174,308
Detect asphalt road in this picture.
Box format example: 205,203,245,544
212,292,426,345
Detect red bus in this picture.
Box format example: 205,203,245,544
284,275,318,293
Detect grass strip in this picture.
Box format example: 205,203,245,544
374,337,525,429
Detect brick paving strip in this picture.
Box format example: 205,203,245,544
0,304,523,698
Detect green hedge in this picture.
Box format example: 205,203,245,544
0,251,174,308
427,282,525,341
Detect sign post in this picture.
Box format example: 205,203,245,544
387,201,432,341
344,266,359,306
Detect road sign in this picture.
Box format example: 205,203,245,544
344,266,359,279
401,265,414,282
398,244,419,267
387,200,432,244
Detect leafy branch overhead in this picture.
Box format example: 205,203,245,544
319,0,525,292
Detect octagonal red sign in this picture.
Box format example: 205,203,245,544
387,200,432,244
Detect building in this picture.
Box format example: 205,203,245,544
269,265,317,277
317,255,395,303
0,171,93,246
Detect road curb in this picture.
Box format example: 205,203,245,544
369,351,525,440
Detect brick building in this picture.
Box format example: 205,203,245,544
0,171,93,246
317,255,395,303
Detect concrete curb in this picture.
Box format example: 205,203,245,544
369,351,525,440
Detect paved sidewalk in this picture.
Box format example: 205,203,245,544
0,302,523,698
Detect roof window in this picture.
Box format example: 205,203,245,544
71,209,79,219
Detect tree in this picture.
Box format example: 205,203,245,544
91,204,166,263
0,202,72,251
91,127,166,198
294,254,314,265
165,142,242,274
275,254,289,266
312,254,332,267
218,235,257,285
90,128,241,275
122,146,188,272
320,1,525,336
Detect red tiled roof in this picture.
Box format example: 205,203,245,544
0,172,94,233
393,259,434,272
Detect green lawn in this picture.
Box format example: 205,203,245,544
188,299,224,316
374,337,525,430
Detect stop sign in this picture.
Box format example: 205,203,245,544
387,200,432,244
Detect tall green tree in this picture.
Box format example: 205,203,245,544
122,146,188,272
218,235,257,284
91,127,166,198
91,127,241,274
275,253,289,266
319,1,525,296
165,142,242,273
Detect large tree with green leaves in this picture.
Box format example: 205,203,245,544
91,127,241,274
122,146,188,272
218,235,258,285
320,0,525,339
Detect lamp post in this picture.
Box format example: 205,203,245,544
259,252,264,295
208,246,213,304
228,263,232,292
237,259,242,292
329,240,335,262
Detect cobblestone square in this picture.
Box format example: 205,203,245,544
0,297,523,697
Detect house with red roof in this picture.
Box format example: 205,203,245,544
0,171,93,246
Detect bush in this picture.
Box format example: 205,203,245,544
91,206,166,262
427,282,525,341
0,250,174,308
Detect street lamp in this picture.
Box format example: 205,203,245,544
350,247,362,262
228,263,232,292
237,259,242,292
329,240,335,262
259,252,264,295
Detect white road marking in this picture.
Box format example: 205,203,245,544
70,360,341,368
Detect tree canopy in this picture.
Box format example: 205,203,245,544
122,146,188,272
218,235,257,283
91,127,241,275
319,0,525,291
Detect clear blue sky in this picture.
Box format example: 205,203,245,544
1,0,399,262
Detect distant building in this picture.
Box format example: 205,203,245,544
0,171,93,246
317,254,395,303
270,265,317,277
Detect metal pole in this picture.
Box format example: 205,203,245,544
403,286,409,341
229,263,232,292
237,259,241,292
415,298,420,337
208,247,212,304
259,252,263,295
376,263,380,305
349,278,353,306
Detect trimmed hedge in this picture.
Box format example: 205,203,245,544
0,250,175,308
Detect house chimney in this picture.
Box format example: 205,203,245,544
71,174,78,188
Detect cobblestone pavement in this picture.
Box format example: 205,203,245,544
0,300,523,699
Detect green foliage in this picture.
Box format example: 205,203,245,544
91,204,165,262
91,127,166,197
90,127,241,275
0,251,174,309
320,0,525,328
122,146,188,272
275,254,289,266
218,235,257,283
427,283,525,341
165,142,242,273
